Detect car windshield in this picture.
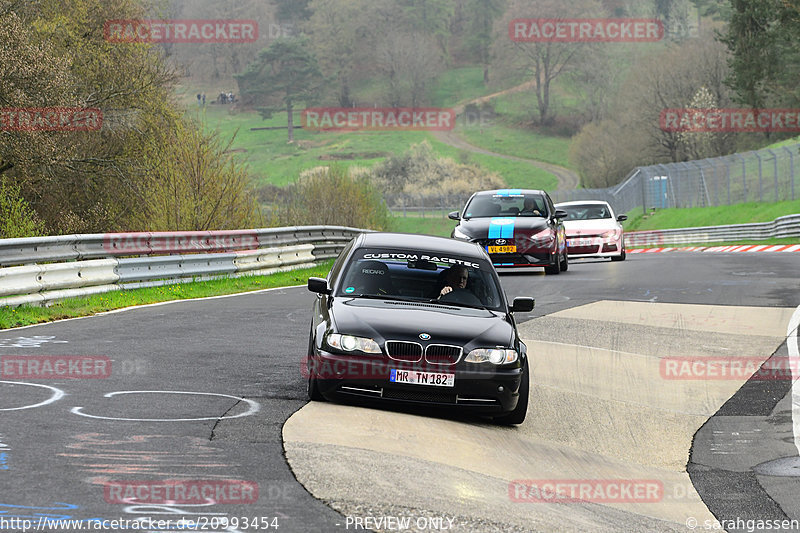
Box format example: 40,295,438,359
463,193,547,219
559,204,612,220
337,248,504,310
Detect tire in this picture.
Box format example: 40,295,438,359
611,249,626,262
544,255,560,275
306,332,325,401
494,361,529,425
559,251,569,272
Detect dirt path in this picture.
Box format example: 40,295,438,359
434,81,580,190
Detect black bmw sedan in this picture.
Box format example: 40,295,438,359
306,232,534,424
449,189,569,274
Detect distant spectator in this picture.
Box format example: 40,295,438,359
202,93,206,107
197,93,202,107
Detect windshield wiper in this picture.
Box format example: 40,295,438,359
429,299,491,311
345,294,427,303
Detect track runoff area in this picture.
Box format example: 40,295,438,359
0,252,798,532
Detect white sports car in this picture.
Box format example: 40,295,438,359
554,201,628,261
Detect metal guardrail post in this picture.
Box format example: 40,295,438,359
725,159,731,205
735,153,746,203
787,146,797,201
768,149,779,202
638,169,647,215
755,151,764,202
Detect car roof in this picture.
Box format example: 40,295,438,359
358,232,485,258
554,200,612,207
474,189,547,196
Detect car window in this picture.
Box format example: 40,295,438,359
559,204,613,220
463,193,547,218
337,248,504,310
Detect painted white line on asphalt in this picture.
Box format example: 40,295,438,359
0,381,65,411
70,390,261,422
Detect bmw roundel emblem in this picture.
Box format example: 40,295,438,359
419,333,431,341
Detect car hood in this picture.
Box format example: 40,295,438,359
563,219,620,236
331,298,514,349
457,217,550,240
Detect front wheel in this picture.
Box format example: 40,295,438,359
559,251,569,271
611,249,626,262
494,361,529,425
307,332,326,401
544,255,560,275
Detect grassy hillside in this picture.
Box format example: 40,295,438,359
188,104,557,190
624,200,800,231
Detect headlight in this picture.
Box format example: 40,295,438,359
326,333,382,354
453,227,470,240
465,348,518,364
531,228,555,245
602,230,619,239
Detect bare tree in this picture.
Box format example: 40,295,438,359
491,0,604,126
615,34,734,162
375,30,444,107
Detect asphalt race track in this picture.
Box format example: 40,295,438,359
0,252,798,533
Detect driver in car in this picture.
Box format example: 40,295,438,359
438,265,470,298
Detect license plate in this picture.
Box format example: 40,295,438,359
390,369,455,387
488,245,517,254
568,239,594,247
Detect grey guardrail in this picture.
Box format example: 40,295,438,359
0,226,360,267
625,214,800,247
0,226,366,308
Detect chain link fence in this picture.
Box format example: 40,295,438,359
387,143,800,217
552,143,800,215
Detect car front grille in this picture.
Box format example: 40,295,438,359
386,341,423,362
425,344,462,365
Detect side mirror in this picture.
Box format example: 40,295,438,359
510,297,535,313
448,211,461,221
554,209,569,219
308,277,331,295
617,215,628,222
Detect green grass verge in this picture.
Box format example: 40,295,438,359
765,135,800,149
629,237,800,249
459,115,573,169
389,215,454,237
624,200,800,231
429,67,493,108
0,262,334,330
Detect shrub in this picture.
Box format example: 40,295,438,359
269,165,390,230
0,177,45,238
370,141,504,202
